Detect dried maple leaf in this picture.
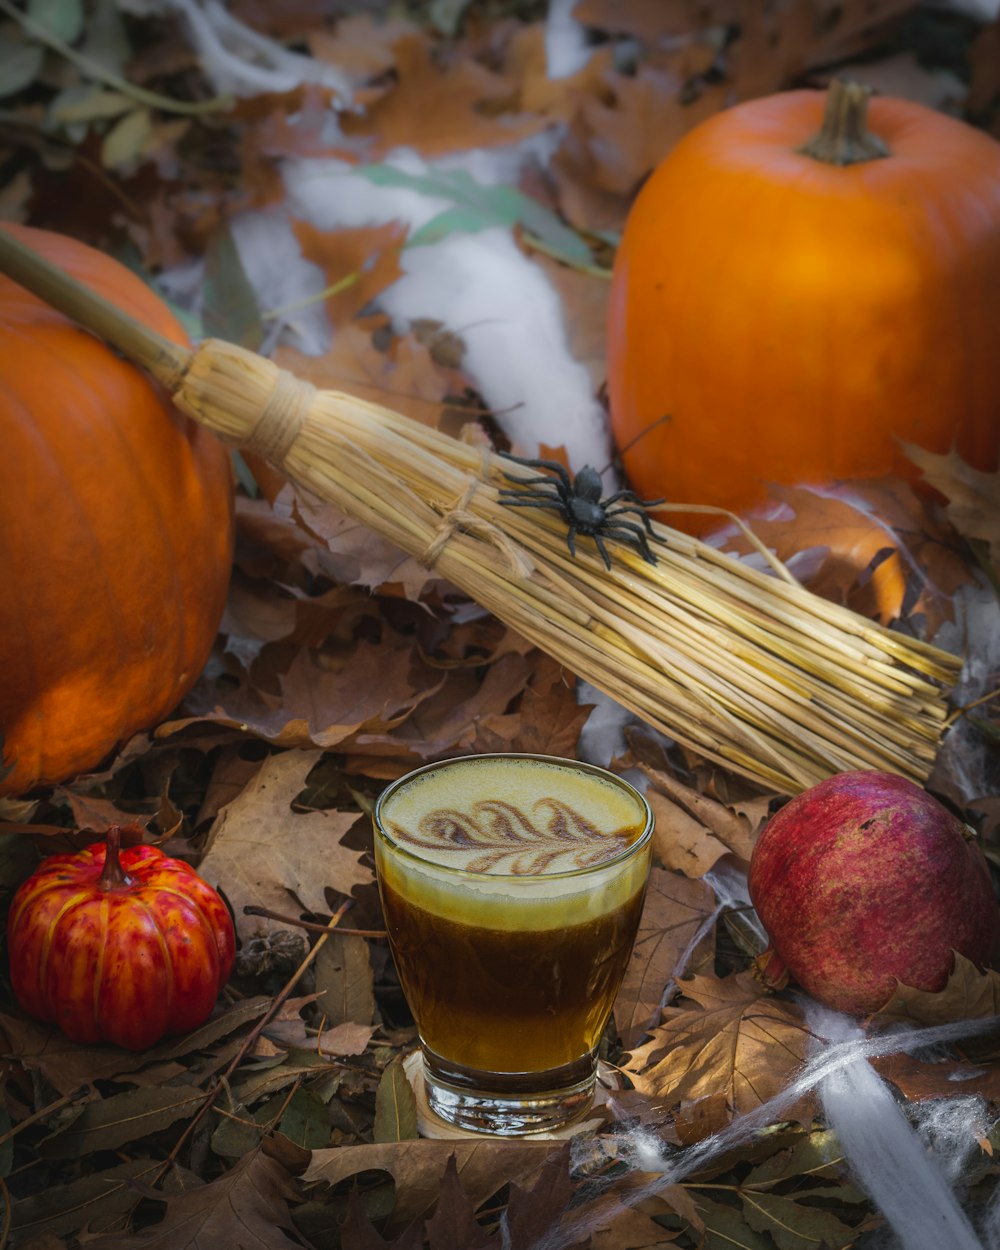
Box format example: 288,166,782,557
869,951,1000,1030
340,35,547,159
622,972,811,1136
505,655,593,757
291,220,408,327
340,1188,424,1250
198,749,373,944
274,323,460,434
615,867,717,1049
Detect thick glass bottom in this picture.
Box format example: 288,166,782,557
420,1047,599,1136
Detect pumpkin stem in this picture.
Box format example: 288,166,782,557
98,825,134,891
798,79,890,166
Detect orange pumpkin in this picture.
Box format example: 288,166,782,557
0,224,234,796
608,81,1000,533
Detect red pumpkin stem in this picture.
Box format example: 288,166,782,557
98,825,134,891
798,79,890,166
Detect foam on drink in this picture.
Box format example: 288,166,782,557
375,755,651,932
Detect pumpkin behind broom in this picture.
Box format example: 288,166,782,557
0,223,962,795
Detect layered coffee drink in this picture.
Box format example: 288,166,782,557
373,753,653,1135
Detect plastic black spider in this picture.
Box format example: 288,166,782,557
497,453,665,570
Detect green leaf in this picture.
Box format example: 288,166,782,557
201,223,264,351
354,162,595,266
741,1190,856,1250
100,105,151,168
278,1087,332,1149
51,85,134,124
373,1055,418,1142
516,196,596,267
409,205,514,247
690,1196,776,1250
27,0,83,44
0,38,44,99
38,1085,208,1158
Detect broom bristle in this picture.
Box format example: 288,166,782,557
173,338,962,794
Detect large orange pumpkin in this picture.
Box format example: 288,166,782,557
608,82,1000,533
0,224,234,796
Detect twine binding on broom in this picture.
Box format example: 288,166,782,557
244,372,317,467
0,225,966,794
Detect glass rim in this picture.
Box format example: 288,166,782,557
372,751,653,883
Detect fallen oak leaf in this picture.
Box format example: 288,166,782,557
83,1149,307,1250
340,34,547,158
198,750,372,944
304,1139,557,1229
291,219,408,326
902,441,1000,574
424,1154,493,1250
340,1186,424,1250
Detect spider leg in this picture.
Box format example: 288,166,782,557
500,472,568,490
565,525,578,559
498,453,573,492
591,533,613,570
601,521,659,564
602,489,666,509
498,484,563,500
605,502,657,533
497,496,569,512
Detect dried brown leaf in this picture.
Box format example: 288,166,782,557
725,480,970,629
622,972,812,1136
291,220,408,326
423,1154,493,1250
903,442,1000,573
314,933,377,1028
0,997,271,1097
870,951,1000,1029
198,750,372,944
639,764,763,873
615,867,717,1049
305,1139,556,1227
85,1149,307,1250
340,35,547,158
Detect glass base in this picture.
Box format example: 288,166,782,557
414,1047,605,1137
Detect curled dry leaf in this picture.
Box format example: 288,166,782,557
637,763,766,875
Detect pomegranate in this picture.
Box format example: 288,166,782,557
748,770,1000,1015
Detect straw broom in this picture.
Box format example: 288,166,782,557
0,229,963,794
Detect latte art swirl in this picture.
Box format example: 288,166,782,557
386,797,631,874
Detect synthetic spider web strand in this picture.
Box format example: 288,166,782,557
807,1004,986,1250
523,1014,1000,1250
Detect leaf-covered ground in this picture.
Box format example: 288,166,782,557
1,2,1000,1247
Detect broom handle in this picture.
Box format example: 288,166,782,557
0,228,193,390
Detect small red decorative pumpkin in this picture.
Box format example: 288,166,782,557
7,825,235,1050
